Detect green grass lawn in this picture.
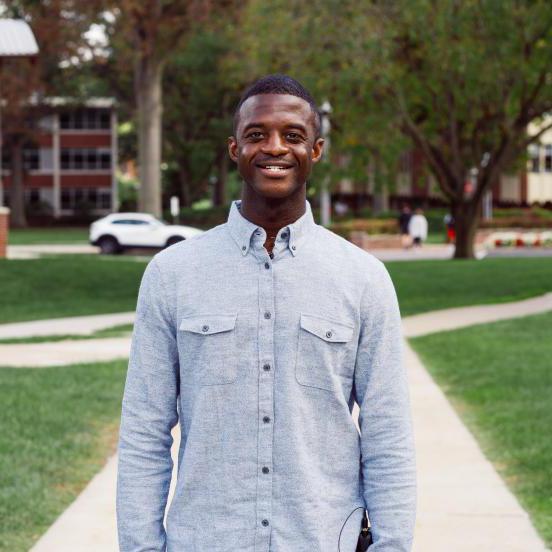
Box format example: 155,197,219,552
8,228,89,245
0,256,551,324
410,312,552,548
0,360,127,552
0,256,145,324
387,257,552,316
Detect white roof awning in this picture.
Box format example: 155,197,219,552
0,19,39,57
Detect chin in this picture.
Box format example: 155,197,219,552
252,179,299,199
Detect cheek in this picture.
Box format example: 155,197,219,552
239,144,256,157
295,147,311,167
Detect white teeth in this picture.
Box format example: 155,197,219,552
264,166,287,171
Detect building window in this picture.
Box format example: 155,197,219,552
59,109,111,130
25,189,41,204
61,189,72,210
23,148,40,170
99,189,111,209
1,148,40,170
60,188,112,211
544,145,552,172
528,144,540,173
60,148,111,170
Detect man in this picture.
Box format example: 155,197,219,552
117,74,416,551
398,203,412,250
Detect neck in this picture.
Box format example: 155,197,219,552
239,188,306,238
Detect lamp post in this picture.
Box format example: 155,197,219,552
319,100,332,227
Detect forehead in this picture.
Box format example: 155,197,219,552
237,94,315,133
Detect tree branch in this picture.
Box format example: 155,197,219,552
394,87,458,201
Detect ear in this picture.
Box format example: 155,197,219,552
310,138,325,164
228,136,238,163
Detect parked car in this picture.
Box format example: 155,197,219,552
89,212,204,254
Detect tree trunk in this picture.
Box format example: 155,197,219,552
9,141,27,228
136,56,163,217
452,201,479,259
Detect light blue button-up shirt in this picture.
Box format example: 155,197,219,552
117,198,416,551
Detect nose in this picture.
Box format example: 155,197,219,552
261,131,288,156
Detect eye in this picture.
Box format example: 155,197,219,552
247,131,263,140
286,132,302,141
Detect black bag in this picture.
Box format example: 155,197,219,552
356,509,373,551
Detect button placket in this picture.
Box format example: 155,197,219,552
255,249,276,549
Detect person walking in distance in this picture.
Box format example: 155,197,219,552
116,74,417,552
398,203,412,249
408,206,428,248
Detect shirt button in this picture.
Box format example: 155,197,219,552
261,519,269,527
262,466,270,474
242,245,246,251
264,311,271,319
269,252,274,259
326,330,333,338
263,416,271,423
263,363,271,372
264,262,270,269
202,325,209,333
291,245,296,250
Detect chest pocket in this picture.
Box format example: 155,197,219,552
179,313,239,385
295,312,355,392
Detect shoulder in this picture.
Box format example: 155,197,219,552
151,223,226,273
315,224,390,280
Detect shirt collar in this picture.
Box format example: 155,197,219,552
226,198,316,257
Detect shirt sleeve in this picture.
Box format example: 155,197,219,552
353,260,417,551
116,256,180,552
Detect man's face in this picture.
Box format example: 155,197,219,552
228,94,324,200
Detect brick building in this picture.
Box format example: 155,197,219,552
0,97,118,218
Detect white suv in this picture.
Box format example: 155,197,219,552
90,212,204,254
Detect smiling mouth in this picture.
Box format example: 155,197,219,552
255,162,294,175
261,166,290,172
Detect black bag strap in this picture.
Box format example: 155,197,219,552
356,509,373,551
338,507,373,551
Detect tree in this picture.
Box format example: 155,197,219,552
363,0,552,258
162,13,245,207
233,0,410,210
1,0,104,227
110,0,213,217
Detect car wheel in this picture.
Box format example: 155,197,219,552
98,236,121,255
165,236,185,248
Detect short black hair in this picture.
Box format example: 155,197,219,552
232,74,321,139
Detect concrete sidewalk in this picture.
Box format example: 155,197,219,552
368,244,487,262
0,312,135,340
7,244,99,259
2,293,551,368
0,337,131,367
403,292,552,337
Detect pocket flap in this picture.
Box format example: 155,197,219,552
179,313,238,335
299,313,354,343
